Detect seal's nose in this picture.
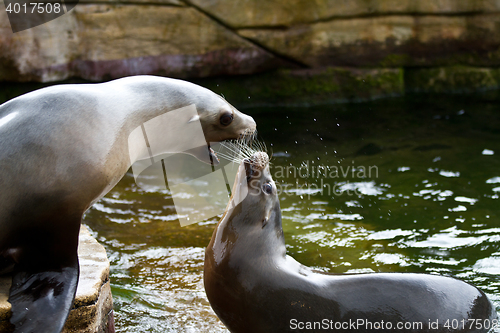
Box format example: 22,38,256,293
253,152,269,169
243,152,269,182
248,152,269,170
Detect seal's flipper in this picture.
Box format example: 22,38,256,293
8,263,79,333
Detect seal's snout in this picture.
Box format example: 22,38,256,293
239,127,257,142
248,152,269,170
253,152,269,169
243,152,269,182
239,113,257,133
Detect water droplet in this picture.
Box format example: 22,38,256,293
482,149,494,155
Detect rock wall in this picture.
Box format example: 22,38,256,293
1,0,500,97
0,2,285,82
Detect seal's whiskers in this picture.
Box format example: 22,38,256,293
238,128,258,147
217,137,268,165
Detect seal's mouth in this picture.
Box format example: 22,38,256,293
208,145,219,164
211,129,257,166
243,158,253,182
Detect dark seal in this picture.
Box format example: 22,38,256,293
0,75,256,333
204,152,497,333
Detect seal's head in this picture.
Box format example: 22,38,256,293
220,151,285,251
200,96,256,143
190,94,256,165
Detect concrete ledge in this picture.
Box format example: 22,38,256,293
0,226,114,333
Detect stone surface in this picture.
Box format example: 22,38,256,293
0,226,113,333
238,14,500,68
0,3,285,82
188,0,500,28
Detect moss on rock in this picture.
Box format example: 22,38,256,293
405,66,500,93
195,67,404,107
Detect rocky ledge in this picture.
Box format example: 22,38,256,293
0,226,114,333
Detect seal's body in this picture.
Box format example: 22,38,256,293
0,75,256,333
204,153,497,333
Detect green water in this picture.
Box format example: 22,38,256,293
80,94,500,332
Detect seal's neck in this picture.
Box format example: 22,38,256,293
112,77,215,166
208,195,287,268
117,76,208,133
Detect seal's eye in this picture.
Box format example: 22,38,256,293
262,183,273,195
220,113,233,126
